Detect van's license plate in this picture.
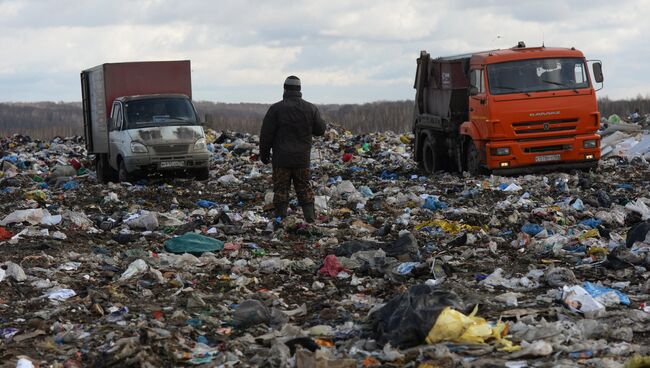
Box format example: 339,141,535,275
535,154,561,163
160,161,185,168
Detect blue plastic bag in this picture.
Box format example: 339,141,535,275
521,223,544,236
358,186,374,197
571,198,585,211
196,199,216,208
62,180,78,191
380,170,398,180
583,281,630,305
396,262,420,275
422,196,448,211
579,218,602,228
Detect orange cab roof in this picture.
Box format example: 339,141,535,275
471,46,585,65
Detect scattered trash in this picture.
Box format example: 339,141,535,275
232,299,287,328
561,285,606,318
45,288,77,301
318,255,348,277
119,259,149,280
0,126,649,365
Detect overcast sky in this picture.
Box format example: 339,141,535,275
0,0,648,104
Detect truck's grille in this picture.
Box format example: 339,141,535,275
512,119,578,135
152,144,190,154
524,144,572,153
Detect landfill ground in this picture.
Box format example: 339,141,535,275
1,127,650,368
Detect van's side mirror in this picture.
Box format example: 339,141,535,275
469,86,479,96
592,62,603,83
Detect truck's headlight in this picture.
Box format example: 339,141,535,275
194,138,207,151
491,147,510,156
130,142,148,153
583,139,598,149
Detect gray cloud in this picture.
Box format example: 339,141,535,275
0,0,648,103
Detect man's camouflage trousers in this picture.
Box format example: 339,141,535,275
272,167,315,211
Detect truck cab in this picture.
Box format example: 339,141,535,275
413,43,603,175
81,61,210,183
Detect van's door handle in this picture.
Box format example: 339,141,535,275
469,107,474,112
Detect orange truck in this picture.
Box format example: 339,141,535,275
412,42,604,175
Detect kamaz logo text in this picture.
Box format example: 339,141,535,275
529,111,560,117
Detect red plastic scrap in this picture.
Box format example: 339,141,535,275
0,227,13,240
318,254,348,277
69,158,82,170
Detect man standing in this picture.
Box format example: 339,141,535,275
259,76,326,223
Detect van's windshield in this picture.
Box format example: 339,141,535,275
487,57,589,95
125,98,198,129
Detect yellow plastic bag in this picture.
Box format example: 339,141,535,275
425,306,520,352
578,228,599,240
25,190,47,201
415,219,485,235
426,306,491,344
624,355,650,368
399,135,411,144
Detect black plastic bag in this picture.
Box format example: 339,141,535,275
368,284,463,349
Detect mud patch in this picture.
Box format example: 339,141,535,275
174,126,201,140
137,129,163,142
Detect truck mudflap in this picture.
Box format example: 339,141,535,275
492,160,598,175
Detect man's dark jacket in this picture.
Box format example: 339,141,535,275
259,91,326,168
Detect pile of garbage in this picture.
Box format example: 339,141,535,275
1,128,650,367
600,114,650,159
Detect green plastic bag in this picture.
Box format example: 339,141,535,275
608,114,621,124
164,233,224,256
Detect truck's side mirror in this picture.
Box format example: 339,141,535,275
592,62,603,83
469,86,479,96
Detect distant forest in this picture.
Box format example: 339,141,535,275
0,96,647,140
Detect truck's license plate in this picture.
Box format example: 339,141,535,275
160,161,185,168
535,154,561,163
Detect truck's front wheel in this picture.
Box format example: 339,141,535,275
422,136,437,174
465,141,484,176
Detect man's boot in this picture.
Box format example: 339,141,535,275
274,203,288,219
302,203,316,223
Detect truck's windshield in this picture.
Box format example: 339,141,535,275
487,57,589,95
124,98,198,129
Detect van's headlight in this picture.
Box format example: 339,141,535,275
491,147,510,156
583,139,598,149
194,138,207,151
130,142,148,153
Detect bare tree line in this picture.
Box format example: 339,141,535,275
198,100,414,135
0,96,648,140
597,94,650,119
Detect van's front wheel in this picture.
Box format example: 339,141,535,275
193,167,210,181
96,154,117,184
118,160,134,183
